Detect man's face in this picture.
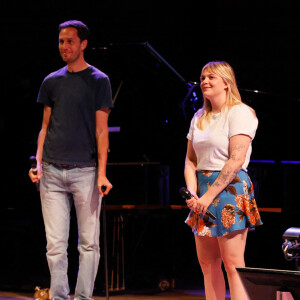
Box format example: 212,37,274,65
58,27,87,64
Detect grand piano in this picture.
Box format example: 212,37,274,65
87,43,300,293
89,42,192,206
88,42,300,210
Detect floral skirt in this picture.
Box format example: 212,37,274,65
185,170,263,237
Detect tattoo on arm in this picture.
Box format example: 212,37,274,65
230,144,246,161
211,142,248,189
212,165,238,188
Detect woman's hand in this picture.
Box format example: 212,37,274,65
185,190,199,211
187,194,212,216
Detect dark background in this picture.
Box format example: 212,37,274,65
0,0,299,295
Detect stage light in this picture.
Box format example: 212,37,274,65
282,227,300,261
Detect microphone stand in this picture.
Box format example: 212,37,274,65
101,186,110,300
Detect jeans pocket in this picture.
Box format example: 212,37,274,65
77,166,97,173
42,162,51,172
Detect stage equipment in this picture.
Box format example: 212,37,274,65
101,185,110,300
282,227,300,261
109,215,125,292
237,267,300,300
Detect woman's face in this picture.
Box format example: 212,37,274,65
200,70,228,100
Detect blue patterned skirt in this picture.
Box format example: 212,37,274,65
185,170,263,237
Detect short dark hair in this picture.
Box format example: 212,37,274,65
58,20,89,41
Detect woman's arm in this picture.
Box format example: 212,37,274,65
192,134,251,215
184,140,199,204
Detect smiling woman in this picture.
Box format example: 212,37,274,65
197,61,244,131
200,71,228,113
184,61,262,300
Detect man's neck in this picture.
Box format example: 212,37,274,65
67,60,90,73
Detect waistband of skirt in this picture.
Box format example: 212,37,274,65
197,169,247,174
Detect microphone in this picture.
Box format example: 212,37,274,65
101,185,107,193
179,187,216,220
29,156,37,175
29,156,39,191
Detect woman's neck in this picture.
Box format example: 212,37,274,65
209,96,227,113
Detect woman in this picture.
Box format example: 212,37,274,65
184,61,262,300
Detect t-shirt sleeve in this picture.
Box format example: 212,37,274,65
95,76,113,110
187,109,202,140
228,104,258,139
187,117,194,140
37,78,53,107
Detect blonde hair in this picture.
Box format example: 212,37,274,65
198,61,242,129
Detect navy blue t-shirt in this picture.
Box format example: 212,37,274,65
37,65,113,166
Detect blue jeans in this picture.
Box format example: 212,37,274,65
40,163,101,300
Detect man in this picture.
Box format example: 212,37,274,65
29,20,113,300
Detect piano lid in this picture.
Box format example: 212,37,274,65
89,42,190,163
91,42,187,85
89,42,300,163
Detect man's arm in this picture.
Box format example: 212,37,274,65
29,105,51,183
96,108,113,196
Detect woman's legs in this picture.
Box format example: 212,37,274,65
218,229,249,300
195,236,226,300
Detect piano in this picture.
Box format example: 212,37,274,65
88,42,300,212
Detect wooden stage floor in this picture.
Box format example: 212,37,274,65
0,290,231,300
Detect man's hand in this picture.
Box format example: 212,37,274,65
28,162,43,183
97,176,113,197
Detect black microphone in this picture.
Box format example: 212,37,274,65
179,187,216,220
101,185,107,193
29,156,39,191
29,156,37,175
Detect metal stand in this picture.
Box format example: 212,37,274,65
110,215,125,292
102,197,109,300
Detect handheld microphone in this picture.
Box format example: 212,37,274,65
29,156,37,175
29,156,39,191
179,187,216,220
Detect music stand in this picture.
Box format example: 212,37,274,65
236,267,300,300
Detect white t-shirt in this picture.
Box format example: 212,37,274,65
187,103,258,171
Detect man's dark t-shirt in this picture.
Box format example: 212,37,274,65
37,65,113,166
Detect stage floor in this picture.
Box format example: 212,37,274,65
0,290,231,300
